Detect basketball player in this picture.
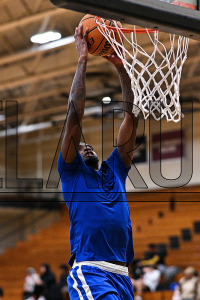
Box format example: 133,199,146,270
57,24,138,300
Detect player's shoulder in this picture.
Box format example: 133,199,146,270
105,147,131,173
57,151,84,174
105,147,120,162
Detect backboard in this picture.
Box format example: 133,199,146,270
50,0,200,40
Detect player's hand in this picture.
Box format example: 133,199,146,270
103,52,124,69
74,24,89,61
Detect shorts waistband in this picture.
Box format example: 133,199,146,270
72,260,129,276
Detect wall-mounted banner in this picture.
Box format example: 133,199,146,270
152,130,184,161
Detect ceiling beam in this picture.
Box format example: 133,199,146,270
0,8,65,34
0,56,103,93
1,96,120,124
5,85,111,106
0,100,105,124
1,104,68,124
182,91,200,99
181,75,200,86
0,30,198,68
0,36,75,66
12,87,68,103
1,0,19,5
1,39,199,94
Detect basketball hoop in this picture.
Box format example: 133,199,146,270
95,17,189,122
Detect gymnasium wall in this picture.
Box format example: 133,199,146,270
0,104,199,195
126,109,199,192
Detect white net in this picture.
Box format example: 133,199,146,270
96,18,189,122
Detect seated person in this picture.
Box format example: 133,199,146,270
143,243,166,269
131,265,161,300
23,267,41,300
178,266,199,300
131,259,143,280
59,264,69,300
142,243,180,288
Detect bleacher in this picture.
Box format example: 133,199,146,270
0,207,70,300
0,186,200,300
128,191,200,263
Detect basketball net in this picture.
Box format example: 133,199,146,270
96,17,189,122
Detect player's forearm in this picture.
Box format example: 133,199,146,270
68,57,87,120
117,67,134,115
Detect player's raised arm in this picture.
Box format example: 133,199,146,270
104,53,139,168
61,25,89,164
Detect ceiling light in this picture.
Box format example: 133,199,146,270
102,96,111,104
31,31,62,44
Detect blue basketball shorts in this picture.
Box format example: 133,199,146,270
67,261,134,300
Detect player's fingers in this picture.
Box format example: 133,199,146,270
74,25,82,39
117,21,122,28
74,27,79,38
83,27,89,39
77,24,83,36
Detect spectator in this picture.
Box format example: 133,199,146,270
40,263,56,300
143,243,180,289
178,266,200,300
172,283,182,300
59,264,69,300
26,284,47,300
131,259,143,280
143,243,167,269
131,265,161,300
34,284,47,300
23,267,40,300
0,287,3,300
50,264,69,300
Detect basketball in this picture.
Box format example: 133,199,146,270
79,14,121,57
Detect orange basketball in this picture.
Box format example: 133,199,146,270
79,14,122,57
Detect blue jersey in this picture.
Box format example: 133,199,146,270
57,148,134,266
